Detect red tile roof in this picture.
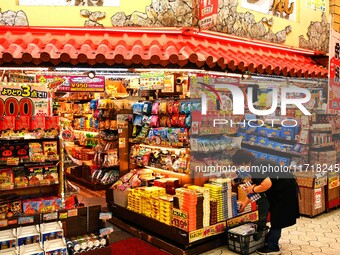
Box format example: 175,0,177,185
0,26,328,77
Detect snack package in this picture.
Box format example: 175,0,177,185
22,199,42,215
43,165,59,184
0,203,10,220
159,102,167,114
151,102,159,115
28,166,44,186
9,200,22,216
0,168,14,190
14,167,29,188
42,141,59,161
15,116,31,133
28,142,45,162
15,142,29,160
44,116,59,138
40,221,63,243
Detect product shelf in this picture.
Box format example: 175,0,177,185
66,173,112,190
244,132,297,144
241,141,301,157
0,183,59,193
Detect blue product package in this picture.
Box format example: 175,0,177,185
143,102,152,115
255,136,268,146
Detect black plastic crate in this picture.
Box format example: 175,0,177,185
227,227,268,255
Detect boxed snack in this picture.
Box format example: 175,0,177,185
267,141,276,149
40,197,61,214
40,221,63,243
0,203,10,220
0,229,16,251
28,143,45,162
247,135,257,143
22,199,43,215
236,132,247,140
44,238,67,255
17,225,40,246
0,168,14,190
15,116,30,132
19,243,43,255
276,157,290,166
267,155,278,163
43,166,59,184
14,142,29,160
0,144,16,159
30,116,46,132
42,141,59,161
247,126,257,133
9,200,22,217
257,127,267,136
255,136,268,146
44,117,59,137
280,127,295,140
14,167,29,188
1,116,16,131
27,166,44,186
266,128,280,138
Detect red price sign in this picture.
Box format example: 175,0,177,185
172,209,188,231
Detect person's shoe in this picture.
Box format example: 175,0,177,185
256,246,281,255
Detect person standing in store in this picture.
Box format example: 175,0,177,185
232,149,300,255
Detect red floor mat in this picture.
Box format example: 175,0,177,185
110,237,170,255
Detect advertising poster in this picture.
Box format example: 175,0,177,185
0,82,50,116
199,0,218,29
314,188,322,209
241,0,296,21
37,75,105,92
18,0,120,6
328,29,340,111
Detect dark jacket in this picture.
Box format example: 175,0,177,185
250,159,300,229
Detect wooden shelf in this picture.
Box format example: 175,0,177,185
0,183,59,193
66,173,112,190
241,142,301,157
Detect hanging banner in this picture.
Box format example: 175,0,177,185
18,0,120,6
328,29,340,111
0,82,49,116
37,75,105,92
241,0,296,21
199,0,218,29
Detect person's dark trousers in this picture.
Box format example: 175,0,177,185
254,195,269,241
267,228,282,250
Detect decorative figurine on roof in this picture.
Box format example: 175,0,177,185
111,0,196,27
0,9,28,26
80,9,106,27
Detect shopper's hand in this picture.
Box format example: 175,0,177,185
238,201,247,213
244,185,255,194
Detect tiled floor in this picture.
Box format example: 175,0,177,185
201,209,340,255
75,183,340,255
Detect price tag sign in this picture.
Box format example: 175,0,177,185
6,157,19,166
8,219,18,225
0,219,8,228
18,216,34,225
99,226,114,236
99,212,112,221
68,209,78,217
59,212,68,219
43,212,58,221
172,209,188,231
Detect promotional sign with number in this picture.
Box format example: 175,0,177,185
0,83,49,116
172,208,188,231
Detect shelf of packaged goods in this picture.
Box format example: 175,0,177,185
310,142,335,149
144,166,189,177
309,129,333,133
0,137,59,141
244,132,297,145
332,129,340,135
0,183,59,193
73,130,99,135
0,160,60,167
241,141,302,157
144,166,191,185
66,173,112,190
58,99,94,103
138,143,190,150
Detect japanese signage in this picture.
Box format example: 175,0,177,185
19,0,120,6
241,0,296,21
226,210,259,228
306,0,326,12
328,29,340,110
139,72,164,90
0,83,49,116
172,209,188,232
314,188,322,209
189,222,226,243
199,0,218,29
37,75,105,92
